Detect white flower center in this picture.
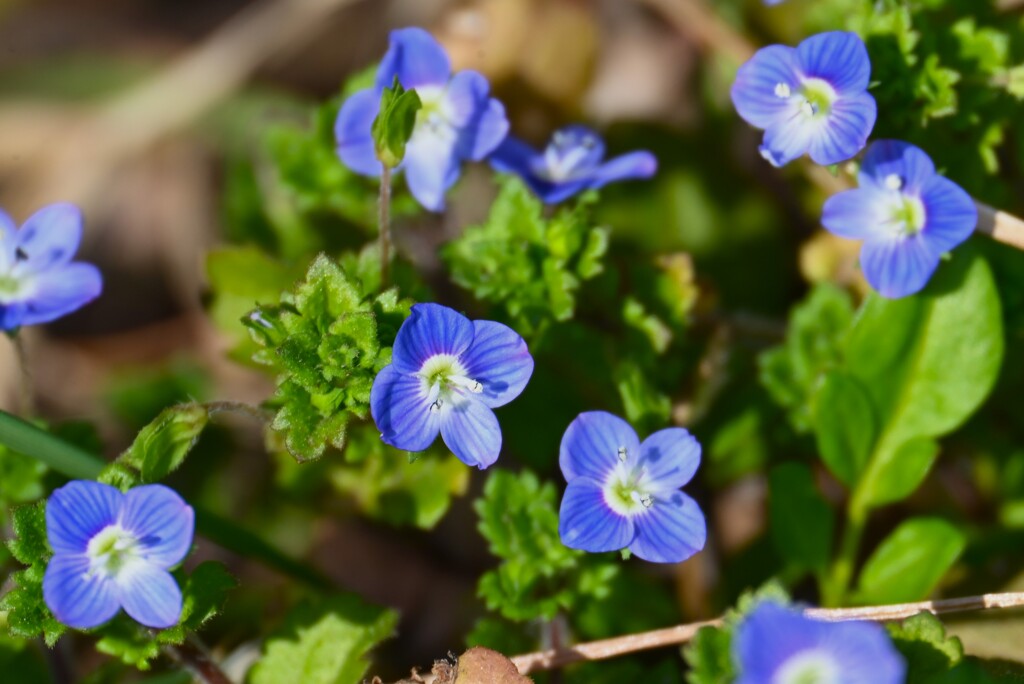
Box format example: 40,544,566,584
603,451,655,516
776,77,838,122
774,649,840,684
885,192,927,237
87,525,140,578
418,353,483,412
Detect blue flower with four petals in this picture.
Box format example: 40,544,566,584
335,27,509,211
370,303,534,469
43,481,195,630
558,411,706,563
822,140,977,298
489,125,657,204
734,602,906,684
731,31,877,167
0,203,102,332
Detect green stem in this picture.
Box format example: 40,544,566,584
379,165,392,288
0,409,332,590
823,493,869,607
9,334,34,418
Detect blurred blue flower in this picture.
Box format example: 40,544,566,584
370,303,533,469
44,481,195,630
335,27,509,211
731,31,877,167
822,140,976,298
558,412,706,563
734,602,905,684
0,203,102,332
489,125,657,204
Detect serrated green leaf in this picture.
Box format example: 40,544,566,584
1,506,64,646
888,612,964,684
95,617,162,670
115,404,209,485
158,562,238,645
856,518,966,604
684,625,734,684
768,463,834,574
249,595,397,684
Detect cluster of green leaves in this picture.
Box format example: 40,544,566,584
244,255,412,460
442,176,609,338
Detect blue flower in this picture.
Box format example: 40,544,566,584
557,412,706,563
0,203,102,332
822,140,976,298
335,27,509,212
734,602,905,684
43,481,195,630
370,303,534,469
731,31,877,167
489,125,657,204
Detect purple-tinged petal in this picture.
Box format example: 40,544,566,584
558,477,635,552
919,175,977,254
116,562,182,629
43,554,120,629
628,490,706,563
0,302,27,332
335,88,384,177
376,27,452,90
460,320,534,408
858,140,936,193
731,45,802,130
17,262,102,327
821,187,891,240
391,303,475,373
370,365,440,452
859,236,941,299
637,428,701,492
46,481,122,555
796,31,871,94
14,203,82,273
814,621,906,683
0,208,16,271
560,411,641,482
758,112,817,168
734,603,809,684
807,90,876,165
119,485,194,569
403,129,461,212
439,397,501,469
445,71,509,161
489,136,540,177
588,151,658,189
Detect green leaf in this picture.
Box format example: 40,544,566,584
684,625,735,684
812,371,876,486
157,562,238,645
863,437,940,507
614,361,671,434
95,617,162,670
888,612,964,684
856,518,966,604
112,404,209,486
768,463,834,574
371,77,422,168
0,503,65,646
249,595,397,684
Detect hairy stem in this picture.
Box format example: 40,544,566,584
204,400,272,423
510,591,1024,674
162,639,233,684
379,164,393,288
9,334,34,417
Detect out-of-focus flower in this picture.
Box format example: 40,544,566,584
558,411,706,563
822,140,976,298
43,481,195,629
733,602,906,684
0,203,102,332
370,303,533,469
490,125,657,204
335,27,509,211
731,31,877,167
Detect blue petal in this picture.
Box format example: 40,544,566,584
0,302,26,332
13,203,82,274
0,208,16,271
376,27,451,90
858,140,936,193
47,480,122,555
731,45,801,130
44,553,120,629
335,88,383,177
816,620,906,684
808,91,876,165
370,365,440,452
821,187,890,240
637,428,701,492
489,136,540,177
588,151,658,189
17,262,102,327
460,320,534,408
116,562,183,629
628,490,706,563
796,31,871,94
445,71,509,161
734,602,823,684
919,175,977,253
391,303,475,373
758,111,815,168
403,129,461,211
439,396,502,468
559,411,640,482
558,477,635,553
120,485,194,569
860,235,941,299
